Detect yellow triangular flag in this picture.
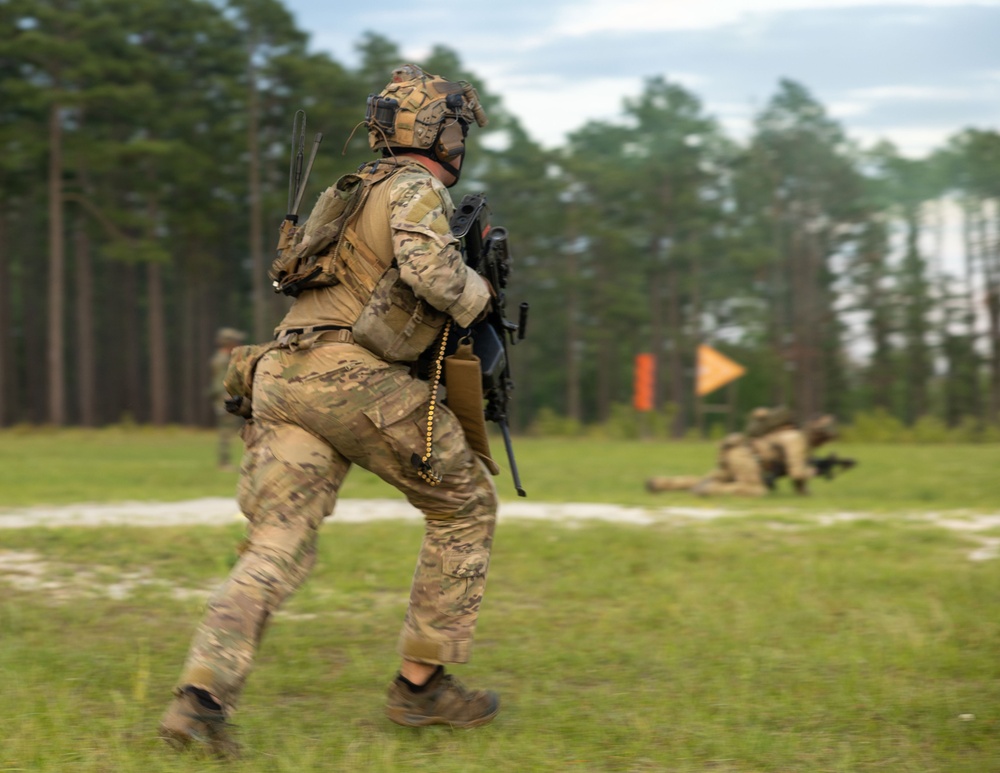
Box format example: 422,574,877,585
696,344,746,396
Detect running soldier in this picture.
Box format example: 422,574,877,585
161,65,499,756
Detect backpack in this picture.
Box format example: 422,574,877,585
269,162,402,297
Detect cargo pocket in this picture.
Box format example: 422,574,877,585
236,422,265,522
360,376,432,478
442,548,490,617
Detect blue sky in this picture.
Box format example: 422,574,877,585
282,0,1000,158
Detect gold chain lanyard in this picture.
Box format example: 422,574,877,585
412,319,452,486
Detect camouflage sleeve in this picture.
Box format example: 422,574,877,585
776,430,813,480
388,170,489,327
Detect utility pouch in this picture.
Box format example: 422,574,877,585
444,339,500,475
269,173,367,297
352,267,447,363
222,340,282,419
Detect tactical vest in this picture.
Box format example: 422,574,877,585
271,159,447,363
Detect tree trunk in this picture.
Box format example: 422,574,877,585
902,211,930,423
982,203,1000,424
122,264,144,422
47,101,66,425
564,244,582,422
199,281,214,426
147,260,169,424
24,270,46,422
594,246,613,422
648,269,664,410
770,198,791,407
0,212,9,426
803,228,823,417
74,221,96,426
789,227,810,418
180,276,197,425
666,261,686,437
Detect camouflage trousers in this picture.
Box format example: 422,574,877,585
214,408,243,467
647,444,767,497
176,343,498,711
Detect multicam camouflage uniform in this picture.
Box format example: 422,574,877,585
752,413,838,493
170,159,494,715
645,432,768,497
209,329,246,469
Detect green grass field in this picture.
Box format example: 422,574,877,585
1,429,999,771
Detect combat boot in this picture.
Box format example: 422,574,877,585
158,685,240,759
385,667,499,728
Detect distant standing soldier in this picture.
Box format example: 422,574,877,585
210,328,246,471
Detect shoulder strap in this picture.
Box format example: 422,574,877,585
335,161,410,301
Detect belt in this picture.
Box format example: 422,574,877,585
275,325,354,350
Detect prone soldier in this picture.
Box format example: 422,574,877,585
750,408,840,495
645,408,847,497
645,432,768,497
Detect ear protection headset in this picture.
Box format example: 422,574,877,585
434,118,469,164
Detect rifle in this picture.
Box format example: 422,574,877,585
449,193,529,497
763,453,858,490
810,453,857,480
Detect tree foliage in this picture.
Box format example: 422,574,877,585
2,1,999,435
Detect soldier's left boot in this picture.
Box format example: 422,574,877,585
385,666,499,728
159,685,240,759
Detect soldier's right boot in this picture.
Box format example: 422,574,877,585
159,685,240,758
385,666,499,728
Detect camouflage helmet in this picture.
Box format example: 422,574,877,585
805,415,838,448
365,65,488,160
216,327,246,346
744,407,771,438
762,406,796,433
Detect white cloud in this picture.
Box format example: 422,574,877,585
827,100,870,119
488,74,646,148
556,0,1000,35
850,125,956,156
847,85,983,101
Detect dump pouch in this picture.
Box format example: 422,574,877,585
221,340,283,418
352,267,447,363
443,340,500,475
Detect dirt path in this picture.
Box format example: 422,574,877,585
1,500,999,593
0,497,731,529
1,497,999,542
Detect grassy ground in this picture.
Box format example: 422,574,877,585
1,426,998,510
1,429,999,771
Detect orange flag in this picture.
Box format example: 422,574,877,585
695,344,745,396
633,353,655,411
